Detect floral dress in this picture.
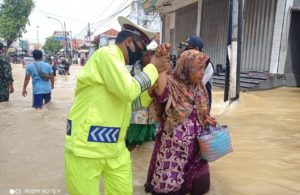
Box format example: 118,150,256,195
145,86,210,194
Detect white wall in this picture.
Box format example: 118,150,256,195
277,0,294,74
269,0,290,73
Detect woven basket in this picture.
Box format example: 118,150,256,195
197,124,233,162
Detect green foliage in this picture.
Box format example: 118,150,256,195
0,0,35,47
43,37,62,55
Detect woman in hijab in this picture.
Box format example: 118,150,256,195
145,49,216,195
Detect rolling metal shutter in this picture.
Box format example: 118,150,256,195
241,0,277,71
201,0,228,67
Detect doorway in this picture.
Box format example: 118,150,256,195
285,10,300,86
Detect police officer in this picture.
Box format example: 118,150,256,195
0,42,14,102
64,16,171,195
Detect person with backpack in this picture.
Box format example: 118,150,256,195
22,50,54,109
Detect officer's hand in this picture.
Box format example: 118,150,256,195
155,43,172,57
151,43,172,73
22,89,27,97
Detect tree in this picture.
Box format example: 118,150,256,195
0,0,35,48
43,37,62,56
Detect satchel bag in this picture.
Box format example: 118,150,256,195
34,62,50,81
197,124,233,162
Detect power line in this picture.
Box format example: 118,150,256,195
73,1,138,41
36,9,88,24
74,3,131,37
73,26,89,39
92,0,119,23
36,1,132,41
92,2,132,28
89,6,130,37
74,2,132,39
73,0,131,38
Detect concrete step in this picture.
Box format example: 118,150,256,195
213,76,260,84
240,78,260,84
213,80,258,89
240,82,258,89
212,71,283,91
213,79,225,85
212,72,261,90
215,72,268,80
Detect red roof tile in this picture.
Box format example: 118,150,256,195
100,29,119,37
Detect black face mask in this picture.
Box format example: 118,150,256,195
127,40,143,65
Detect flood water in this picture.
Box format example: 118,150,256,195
1,64,300,195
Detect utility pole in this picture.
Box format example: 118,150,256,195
87,23,91,53
131,0,143,26
224,0,233,102
235,0,243,100
36,25,40,49
64,22,68,58
224,0,243,102
69,31,73,61
137,0,140,25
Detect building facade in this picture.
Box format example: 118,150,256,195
146,0,300,86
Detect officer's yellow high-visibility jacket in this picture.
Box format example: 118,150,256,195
65,45,158,158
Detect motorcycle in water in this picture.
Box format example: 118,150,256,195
64,62,70,75
58,58,71,75
58,64,66,75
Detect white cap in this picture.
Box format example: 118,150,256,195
146,40,158,51
118,16,156,45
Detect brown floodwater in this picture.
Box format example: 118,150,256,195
0,64,299,195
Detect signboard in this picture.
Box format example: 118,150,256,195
19,40,29,50
54,31,70,36
53,36,64,41
53,31,71,41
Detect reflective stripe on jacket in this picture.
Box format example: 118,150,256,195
65,45,158,158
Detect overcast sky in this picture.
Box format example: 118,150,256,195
22,0,133,44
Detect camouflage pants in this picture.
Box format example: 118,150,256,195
0,94,9,102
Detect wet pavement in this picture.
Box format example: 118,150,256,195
0,64,299,195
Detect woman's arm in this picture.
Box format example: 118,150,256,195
153,70,167,96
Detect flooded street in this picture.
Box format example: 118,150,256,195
1,64,300,195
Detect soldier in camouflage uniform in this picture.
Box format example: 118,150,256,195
0,43,14,102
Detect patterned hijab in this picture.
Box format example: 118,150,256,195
161,49,210,131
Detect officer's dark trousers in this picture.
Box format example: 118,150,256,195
0,94,9,102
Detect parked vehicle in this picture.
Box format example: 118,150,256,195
58,64,65,75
